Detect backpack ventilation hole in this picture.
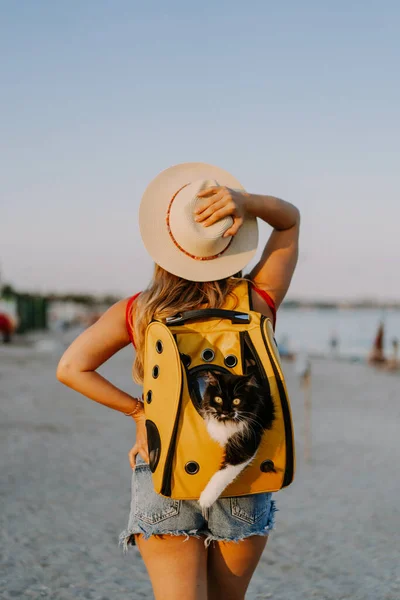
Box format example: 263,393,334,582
260,460,276,473
185,461,200,475
201,348,215,362
224,354,238,368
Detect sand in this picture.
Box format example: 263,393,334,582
0,329,399,600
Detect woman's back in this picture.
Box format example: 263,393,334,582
57,162,300,600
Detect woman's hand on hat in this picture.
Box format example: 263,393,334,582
195,186,249,238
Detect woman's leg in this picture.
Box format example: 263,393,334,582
135,534,208,600
207,535,268,600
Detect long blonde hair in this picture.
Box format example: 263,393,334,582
129,265,243,384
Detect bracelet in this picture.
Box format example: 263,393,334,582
123,398,143,417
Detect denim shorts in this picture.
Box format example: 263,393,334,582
119,455,278,551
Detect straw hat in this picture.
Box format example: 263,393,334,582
139,162,258,282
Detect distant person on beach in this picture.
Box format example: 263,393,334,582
329,331,339,356
278,333,295,361
386,337,399,372
0,313,13,343
57,163,300,600
368,322,386,365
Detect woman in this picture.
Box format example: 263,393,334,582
57,163,300,600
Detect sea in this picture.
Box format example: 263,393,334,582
275,307,400,360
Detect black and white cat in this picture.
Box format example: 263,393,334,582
198,370,275,510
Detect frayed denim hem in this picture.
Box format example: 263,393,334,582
204,500,278,548
118,500,279,552
118,527,203,553
204,530,269,548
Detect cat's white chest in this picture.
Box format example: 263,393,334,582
206,417,244,446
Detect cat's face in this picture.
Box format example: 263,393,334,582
201,370,260,422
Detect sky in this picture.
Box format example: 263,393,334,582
1,1,399,301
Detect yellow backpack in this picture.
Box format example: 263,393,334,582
143,281,295,500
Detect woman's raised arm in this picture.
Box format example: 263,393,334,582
246,193,300,309
195,187,300,309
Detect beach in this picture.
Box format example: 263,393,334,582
1,331,399,600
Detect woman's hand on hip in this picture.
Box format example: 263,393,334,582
195,186,249,237
128,415,149,468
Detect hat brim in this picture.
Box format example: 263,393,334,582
139,162,258,282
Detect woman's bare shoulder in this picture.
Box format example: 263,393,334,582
105,297,132,319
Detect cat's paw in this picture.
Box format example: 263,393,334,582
199,487,219,511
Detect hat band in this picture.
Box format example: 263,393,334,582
166,185,233,261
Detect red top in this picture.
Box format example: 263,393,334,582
252,287,277,328
125,286,276,348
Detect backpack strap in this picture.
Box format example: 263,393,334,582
224,280,252,312
231,280,276,329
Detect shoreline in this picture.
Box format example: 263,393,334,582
3,326,399,371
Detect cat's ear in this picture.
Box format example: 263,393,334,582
203,371,219,386
245,374,260,388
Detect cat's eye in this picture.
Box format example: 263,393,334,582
232,398,241,406
214,396,223,404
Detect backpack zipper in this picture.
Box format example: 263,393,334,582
160,364,184,497
260,315,294,487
